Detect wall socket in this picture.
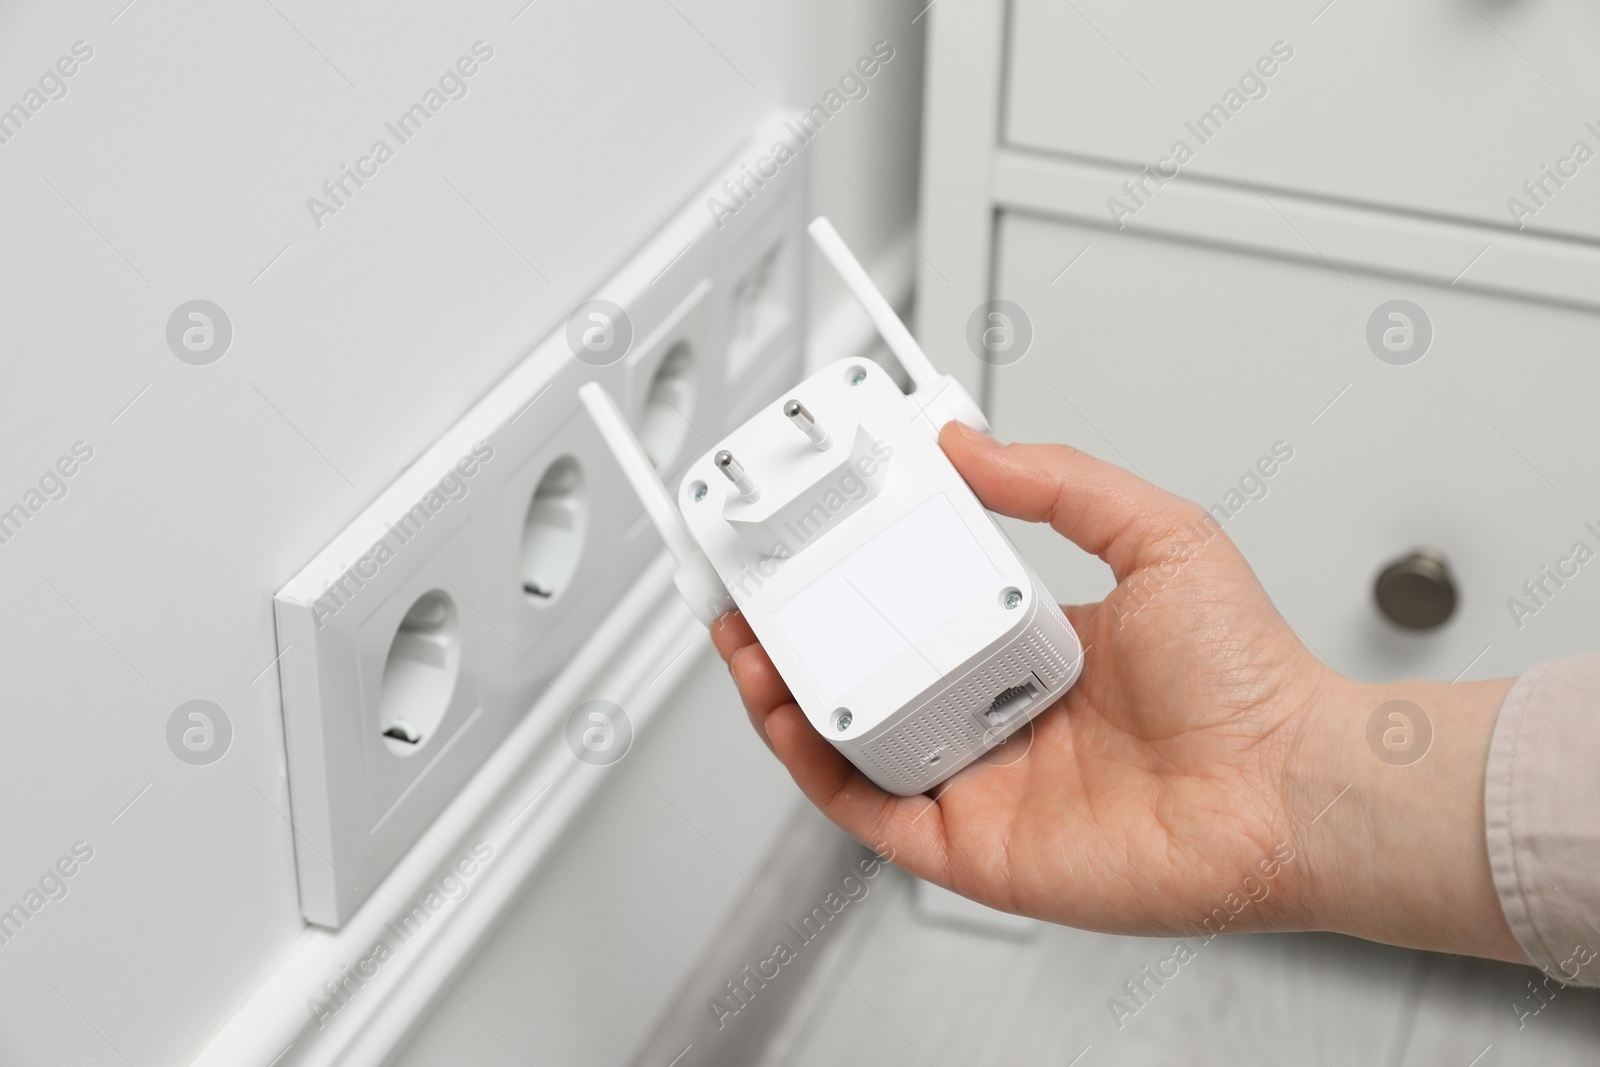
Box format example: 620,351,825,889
273,112,808,927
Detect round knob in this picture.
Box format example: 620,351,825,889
1374,549,1458,631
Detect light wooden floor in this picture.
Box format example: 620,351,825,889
753,870,1600,1067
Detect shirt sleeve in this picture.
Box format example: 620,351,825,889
1486,652,1600,986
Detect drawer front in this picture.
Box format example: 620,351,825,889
1005,0,1600,242
988,211,1600,684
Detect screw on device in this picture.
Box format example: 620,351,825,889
783,399,831,450
715,450,761,501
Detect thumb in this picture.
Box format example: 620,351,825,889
939,420,1208,580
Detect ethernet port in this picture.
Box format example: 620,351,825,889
984,675,1043,727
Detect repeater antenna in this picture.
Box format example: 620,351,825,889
806,215,990,433
578,382,733,625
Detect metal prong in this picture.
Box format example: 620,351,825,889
714,449,760,501
783,399,831,450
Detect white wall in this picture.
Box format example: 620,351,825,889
0,1,924,1063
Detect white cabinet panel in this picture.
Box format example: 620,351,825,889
989,211,1600,684
1005,0,1600,242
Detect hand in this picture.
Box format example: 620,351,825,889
711,421,1522,961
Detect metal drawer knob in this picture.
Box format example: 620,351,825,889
1374,549,1458,631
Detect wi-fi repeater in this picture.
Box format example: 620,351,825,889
580,217,1083,795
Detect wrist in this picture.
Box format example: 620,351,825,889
1287,669,1523,961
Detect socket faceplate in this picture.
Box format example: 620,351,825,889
273,112,808,926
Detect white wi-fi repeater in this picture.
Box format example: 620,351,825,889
579,217,1083,795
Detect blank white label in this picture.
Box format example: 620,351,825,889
773,494,1000,702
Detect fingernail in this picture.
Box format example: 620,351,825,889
944,420,972,442
950,420,998,447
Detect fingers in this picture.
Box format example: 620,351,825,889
940,420,1207,581
709,611,756,663
729,644,793,743
710,615,953,881
1061,602,1098,637
711,613,782,751
762,702,953,882
714,614,793,726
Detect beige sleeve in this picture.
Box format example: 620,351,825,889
1486,653,1600,985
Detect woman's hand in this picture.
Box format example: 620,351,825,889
711,421,1522,962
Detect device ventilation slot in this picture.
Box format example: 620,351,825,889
870,627,1043,783
859,623,1069,791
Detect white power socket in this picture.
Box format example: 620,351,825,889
272,112,808,927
